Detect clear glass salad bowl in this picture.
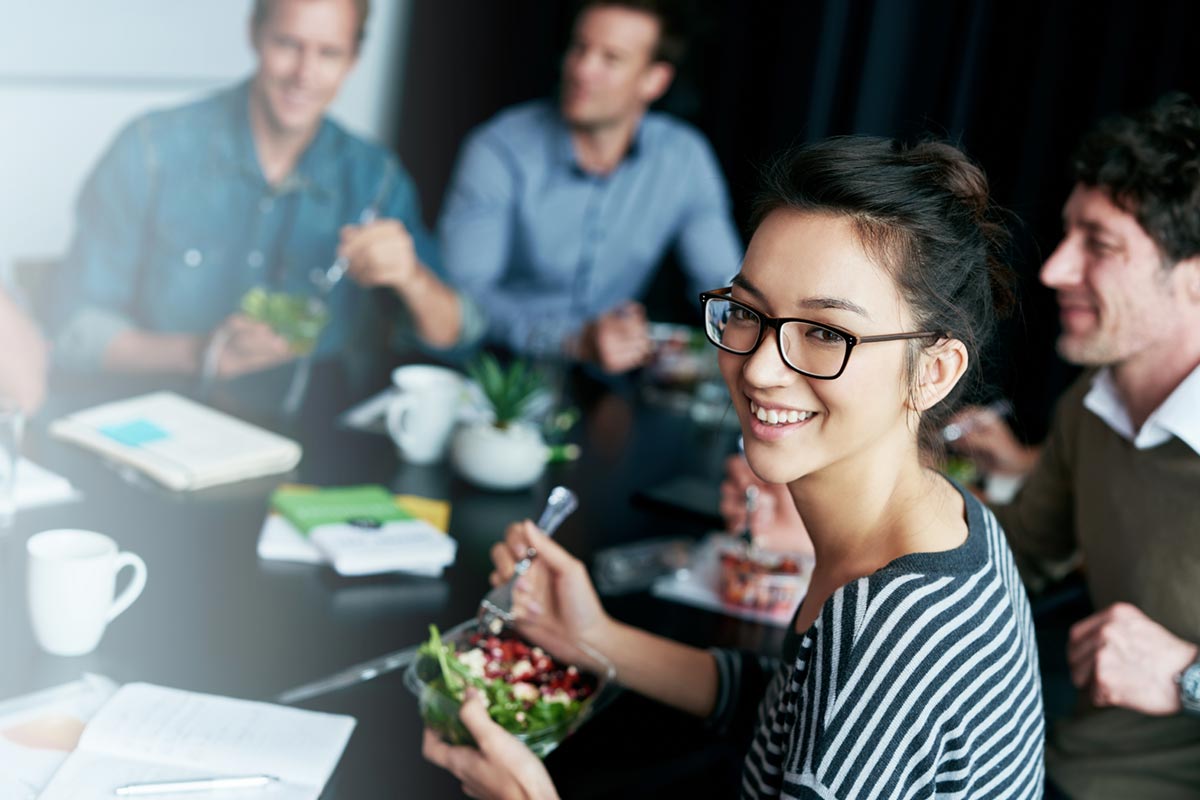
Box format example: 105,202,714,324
405,619,618,758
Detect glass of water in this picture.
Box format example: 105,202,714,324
0,399,25,530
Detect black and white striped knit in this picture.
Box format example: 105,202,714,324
708,483,1044,799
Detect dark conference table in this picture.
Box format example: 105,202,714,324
0,362,786,797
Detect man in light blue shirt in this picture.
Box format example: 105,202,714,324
51,0,481,388
438,0,741,374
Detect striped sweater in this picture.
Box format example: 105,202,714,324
709,485,1044,799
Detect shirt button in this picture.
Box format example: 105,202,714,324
259,197,275,213
183,249,203,267
247,250,264,268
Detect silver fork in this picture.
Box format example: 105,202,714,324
478,486,579,634
310,206,378,293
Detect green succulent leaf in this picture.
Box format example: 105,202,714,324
467,353,545,428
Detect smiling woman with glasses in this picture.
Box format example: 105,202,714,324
425,137,1045,800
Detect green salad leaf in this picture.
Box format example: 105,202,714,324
417,625,584,737
240,287,329,354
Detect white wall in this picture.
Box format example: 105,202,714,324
0,0,411,277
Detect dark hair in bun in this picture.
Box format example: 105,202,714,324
751,136,1016,458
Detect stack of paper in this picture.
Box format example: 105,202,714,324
50,392,302,491
259,485,456,577
37,683,355,800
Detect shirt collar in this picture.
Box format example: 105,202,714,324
1083,363,1200,455
213,78,337,200
554,106,649,176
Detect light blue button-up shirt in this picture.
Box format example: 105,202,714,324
437,99,742,355
51,80,482,372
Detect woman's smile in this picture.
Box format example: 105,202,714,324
746,397,819,441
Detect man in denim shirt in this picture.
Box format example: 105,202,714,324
437,0,741,375
51,0,481,386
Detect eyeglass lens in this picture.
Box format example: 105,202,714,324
703,297,847,378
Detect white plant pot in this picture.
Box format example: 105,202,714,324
451,422,547,491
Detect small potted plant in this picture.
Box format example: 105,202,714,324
450,354,548,491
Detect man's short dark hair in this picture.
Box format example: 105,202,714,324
576,0,687,66
1072,92,1200,264
252,0,370,50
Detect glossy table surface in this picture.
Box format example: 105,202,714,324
0,363,783,798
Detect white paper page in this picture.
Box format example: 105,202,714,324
14,459,80,511
256,514,324,565
0,675,116,799
39,750,314,800
41,684,354,797
311,519,456,576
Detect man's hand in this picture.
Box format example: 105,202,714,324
718,455,813,556
340,218,421,292
208,314,295,379
945,405,1040,476
422,690,560,800
1068,602,1199,716
579,302,651,374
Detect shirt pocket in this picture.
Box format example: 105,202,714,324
140,193,236,333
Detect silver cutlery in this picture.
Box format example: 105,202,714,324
478,486,578,634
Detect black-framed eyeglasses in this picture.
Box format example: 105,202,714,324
699,287,943,380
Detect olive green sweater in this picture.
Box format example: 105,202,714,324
993,373,1200,799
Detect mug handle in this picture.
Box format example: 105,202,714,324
385,394,417,450
107,551,147,623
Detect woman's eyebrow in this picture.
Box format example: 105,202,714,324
797,297,870,319
731,273,766,302
732,275,870,319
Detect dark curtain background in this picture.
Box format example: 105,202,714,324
393,0,1200,443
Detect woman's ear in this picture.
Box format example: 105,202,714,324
913,338,969,412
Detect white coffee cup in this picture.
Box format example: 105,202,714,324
27,529,147,656
386,365,465,465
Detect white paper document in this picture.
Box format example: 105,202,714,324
38,683,355,800
50,392,302,491
14,459,79,511
0,675,117,800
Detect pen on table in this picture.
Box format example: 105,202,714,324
114,774,278,796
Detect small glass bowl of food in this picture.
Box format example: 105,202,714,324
240,287,330,355
405,620,618,758
716,539,813,616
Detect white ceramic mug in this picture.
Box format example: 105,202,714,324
385,365,465,465
27,529,147,656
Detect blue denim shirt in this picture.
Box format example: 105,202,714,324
51,80,483,371
437,99,742,355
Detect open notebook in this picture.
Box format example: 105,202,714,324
50,392,302,491
38,683,354,800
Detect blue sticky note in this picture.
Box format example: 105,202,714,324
100,419,170,447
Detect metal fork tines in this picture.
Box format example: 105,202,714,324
477,486,578,634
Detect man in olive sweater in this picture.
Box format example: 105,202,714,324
982,94,1200,798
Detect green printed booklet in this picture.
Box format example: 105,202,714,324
265,485,456,577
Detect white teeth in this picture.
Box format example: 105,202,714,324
748,400,816,426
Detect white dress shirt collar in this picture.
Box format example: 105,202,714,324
1083,363,1200,455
